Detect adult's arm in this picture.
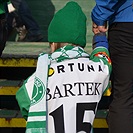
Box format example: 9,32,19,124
90,32,112,73
91,0,126,26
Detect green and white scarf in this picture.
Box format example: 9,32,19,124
50,45,89,63
26,53,50,133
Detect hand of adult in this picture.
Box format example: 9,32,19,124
92,22,108,34
92,22,100,34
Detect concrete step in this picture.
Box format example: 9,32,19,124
0,109,108,128
0,80,22,95
0,42,49,67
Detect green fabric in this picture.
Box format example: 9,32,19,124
48,1,87,48
0,3,5,14
16,82,31,120
90,47,112,73
0,0,9,14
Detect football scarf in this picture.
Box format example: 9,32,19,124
26,53,50,133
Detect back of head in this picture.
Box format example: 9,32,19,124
48,1,87,48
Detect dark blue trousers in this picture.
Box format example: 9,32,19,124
11,0,42,36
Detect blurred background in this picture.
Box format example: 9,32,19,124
8,0,95,44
